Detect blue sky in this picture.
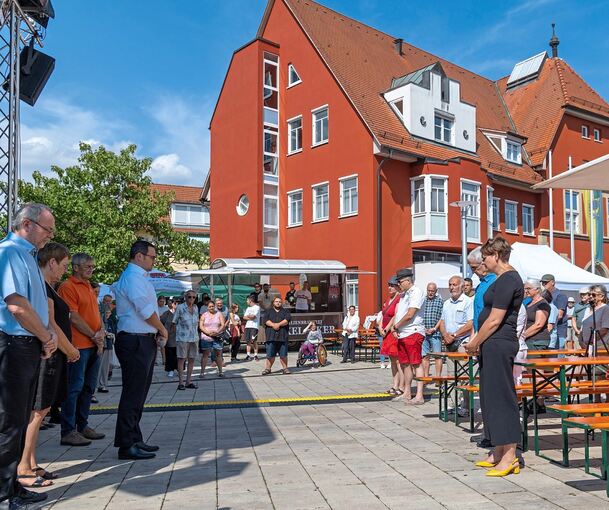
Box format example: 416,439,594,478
20,0,609,186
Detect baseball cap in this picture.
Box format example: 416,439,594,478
579,286,590,294
387,276,399,286
540,274,555,283
567,297,575,303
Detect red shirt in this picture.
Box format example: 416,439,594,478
381,295,400,328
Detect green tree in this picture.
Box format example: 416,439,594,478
19,143,209,283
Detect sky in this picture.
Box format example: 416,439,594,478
20,0,609,187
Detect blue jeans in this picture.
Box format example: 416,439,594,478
61,347,100,436
549,332,566,358
378,335,386,363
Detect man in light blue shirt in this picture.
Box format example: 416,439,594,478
0,203,58,507
439,276,474,352
468,247,497,332
113,240,167,461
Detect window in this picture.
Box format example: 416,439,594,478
461,180,480,242
287,116,302,154
492,197,501,231
522,204,535,235
339,176,358,216
263,53,279,127
287,190,303,227
390,99,404,119
312,183,329,222
171,204,210,227
263,127,279,176
411,176,448,240
506,141,521,164
287,64,301,87
312,106,329,146
236,195,249,216
581,125,589,138
565,190,581,234
434,114,453,144
594,129,601,142
346,274,359,309
505,201,518,233
486,187,494,239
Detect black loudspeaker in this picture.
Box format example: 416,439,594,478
17,44,55,106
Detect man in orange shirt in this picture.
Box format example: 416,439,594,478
58,253,106,446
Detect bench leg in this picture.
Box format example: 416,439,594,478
585,429,590,474
521,397,529,452
562,418,570,467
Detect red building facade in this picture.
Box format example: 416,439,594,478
208,0,609,317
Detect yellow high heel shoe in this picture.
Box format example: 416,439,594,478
486,459,520,477
474,460,496,468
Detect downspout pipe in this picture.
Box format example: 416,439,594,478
376,151,391,310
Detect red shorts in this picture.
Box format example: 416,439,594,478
397,333,424,365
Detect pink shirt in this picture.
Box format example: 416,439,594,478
200,311,223,341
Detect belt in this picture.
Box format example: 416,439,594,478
118,332,156,338
0,332,37,340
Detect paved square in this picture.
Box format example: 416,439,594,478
30,354,609,509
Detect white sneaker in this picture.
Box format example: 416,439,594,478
167,371,174,377
379,363,386,369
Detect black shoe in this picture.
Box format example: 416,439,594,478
90,396,99,404
15,487,48,503
8,496,32,509
470,434,485,443
340,360,347,364
97,387,109,393
477,438,494,448
118,445,156,460
135,441,159,452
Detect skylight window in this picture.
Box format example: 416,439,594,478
506,51,546,88
288,64,301,87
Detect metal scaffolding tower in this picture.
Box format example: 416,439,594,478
0,0,44,233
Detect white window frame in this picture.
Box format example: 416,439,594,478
346,274,359,310
505,200,518,234
492,197,501,232
287,189,303,227
311,105,329,147
486,186,494,240
171,203,210,227
522,203,535,236
287,63,302,88
339,174,358,218
410,175,448,242
263,53,279,128
311,181,329,223
287,115,302,155
460,179,481,243
594,128,601,142
582,125,589,139
390,98,404,119
505,140,522,164
565,190,581,234
434,112,453,145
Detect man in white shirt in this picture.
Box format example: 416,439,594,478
242,294,260,361
113,240,167,461
439,276,474,353
389,268,426,404
340,306,360,363
295,281,312,312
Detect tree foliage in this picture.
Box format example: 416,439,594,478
19,143,209,283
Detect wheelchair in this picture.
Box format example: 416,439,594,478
296,341,328,367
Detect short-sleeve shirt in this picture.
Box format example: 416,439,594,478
381,295,401,329
394,285,425,338
265,307,291,342
295,289,312,311
172,303,199,343
244,304,260,329
573,301,588,330
551,290,569,337
441,294,474,341
478,270,524,341
525,299,551,341
199,311,223,341
259,292,273,310
59,276,102,349
580,304,609,350
113,263,158,335
0,232,49,336
285,290,296,307
473,273,497,332
422,295,443,342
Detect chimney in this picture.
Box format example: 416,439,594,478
549,23,560,58
393,38,403,56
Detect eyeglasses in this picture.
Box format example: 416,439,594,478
142,253,157,261
590,292,603,297
80,264,95,270
30,220,55,235
186,295,196,300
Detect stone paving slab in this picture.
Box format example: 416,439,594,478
18,353,609,509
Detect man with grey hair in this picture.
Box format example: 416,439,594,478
439,276,473,353
468,247,496,333
0,202,58,507
58,253,105,446
421,282,444,378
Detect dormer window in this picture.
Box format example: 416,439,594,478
434,114,453,144
390,98,404,119
288,64,301,87
506,140,521,164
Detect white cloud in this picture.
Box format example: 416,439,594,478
149,153,192,182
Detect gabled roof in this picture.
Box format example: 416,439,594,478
498,58,609,167
390,62,443,90
150,183,205,205
260,0,541,184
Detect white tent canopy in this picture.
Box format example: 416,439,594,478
532,153,609,191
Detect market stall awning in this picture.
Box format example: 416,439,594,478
532,153,609,191
176,259,375,276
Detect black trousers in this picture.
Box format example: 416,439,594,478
114,333,156,448
0,333,41,501
479,338,520,446
164,346,178,372
230,335,241,359
341,335,355,362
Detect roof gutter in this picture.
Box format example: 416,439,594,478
376,152,390,310
487,173,544,193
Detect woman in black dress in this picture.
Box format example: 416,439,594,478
465,236,523,477
16,243,80,487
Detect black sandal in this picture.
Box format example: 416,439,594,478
186,382,198,389
261,369,272,376
17,474,52,488
34,466,58,480
386,388,397,395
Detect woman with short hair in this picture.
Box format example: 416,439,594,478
465,236,524,477
199,301,226,378
523,278,551,350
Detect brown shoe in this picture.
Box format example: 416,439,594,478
60,431,92,446
80,426,105,440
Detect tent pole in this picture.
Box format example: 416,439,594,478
548,150,554,250
568,156,575,265
228,274,233,307
590,190,596,275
